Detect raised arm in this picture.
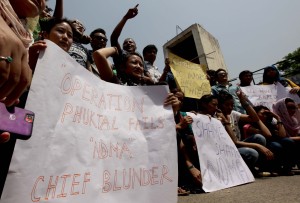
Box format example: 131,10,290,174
246,120,272,138
237,91,259,123
159,58,171,82
53,0,64,19
270,111,287,138
110,5,139,52
93,47,118,82
216,110,238,144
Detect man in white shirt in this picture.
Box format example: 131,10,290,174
143,44,162,83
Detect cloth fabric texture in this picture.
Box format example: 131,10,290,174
273,98,300,137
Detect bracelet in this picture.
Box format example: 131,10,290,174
188,165,194,170
277,121,283,125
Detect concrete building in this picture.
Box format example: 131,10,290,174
163,23,227,71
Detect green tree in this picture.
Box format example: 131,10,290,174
277,47,300,76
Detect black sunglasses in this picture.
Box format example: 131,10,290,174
93,36,108,42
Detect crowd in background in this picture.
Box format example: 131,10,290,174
1,0,300,198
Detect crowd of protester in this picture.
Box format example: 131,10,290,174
1,0,300,198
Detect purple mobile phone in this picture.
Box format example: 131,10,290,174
0,102,34,140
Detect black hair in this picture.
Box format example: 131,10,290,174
198,94,218,111
215,68,227,78
206,69,216,76
123,52,143,63
239,70,253,80
90,28,106,38
217,91,233,105
40,17,74,34
262,66,280,83
206,69,216,86
119,52,144,73
142,44,158,56
44,5,53,13
285,98,295,104
253,105,269,113
253,105,273,123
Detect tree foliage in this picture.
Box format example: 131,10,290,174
277,47,300,76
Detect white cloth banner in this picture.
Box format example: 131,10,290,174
241,84,300,110
187,113,254,192
2,40,178,203
276,82,300,104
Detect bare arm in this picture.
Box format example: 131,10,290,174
164,93,181,115
217,110,273,160
237,91,259,123
110,5,138,52
159,58,171,82
176,115,193,131
276,122,287,138
28,40,47,72
271,112,287,138
179,140,202,185
53,0,63,19
236,140,274,160
245,122,272,138
216,110,238,144
93,47,118,81
255,120,272,138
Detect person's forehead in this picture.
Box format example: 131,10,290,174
93,32,106,37
259,109,266,113
129,55,142,61
124,38,135,43
218,71,227,74
286,101,296,106
243,73,253,77
55,22,72,29
211,99,218,103
130,54,140,58
224,99,234,103
267,68,276,72
72,20,84,26
146,48,157,53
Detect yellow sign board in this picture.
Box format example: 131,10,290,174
168,52,211,99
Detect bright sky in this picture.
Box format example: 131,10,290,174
48,0,300,82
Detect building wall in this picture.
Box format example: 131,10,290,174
163,23,227,72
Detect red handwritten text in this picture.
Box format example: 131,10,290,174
31,172,91,202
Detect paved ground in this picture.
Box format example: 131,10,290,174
178,175,300,203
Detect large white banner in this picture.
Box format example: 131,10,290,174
241,84,300,110
2,41,178,203
187,113,254,192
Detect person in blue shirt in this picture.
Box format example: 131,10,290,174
211,68,246,114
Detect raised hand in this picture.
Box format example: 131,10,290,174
124,4,139,19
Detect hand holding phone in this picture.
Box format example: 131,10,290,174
0,102,34,140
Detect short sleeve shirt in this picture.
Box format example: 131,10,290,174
144,61,162,83
68,42,90,69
